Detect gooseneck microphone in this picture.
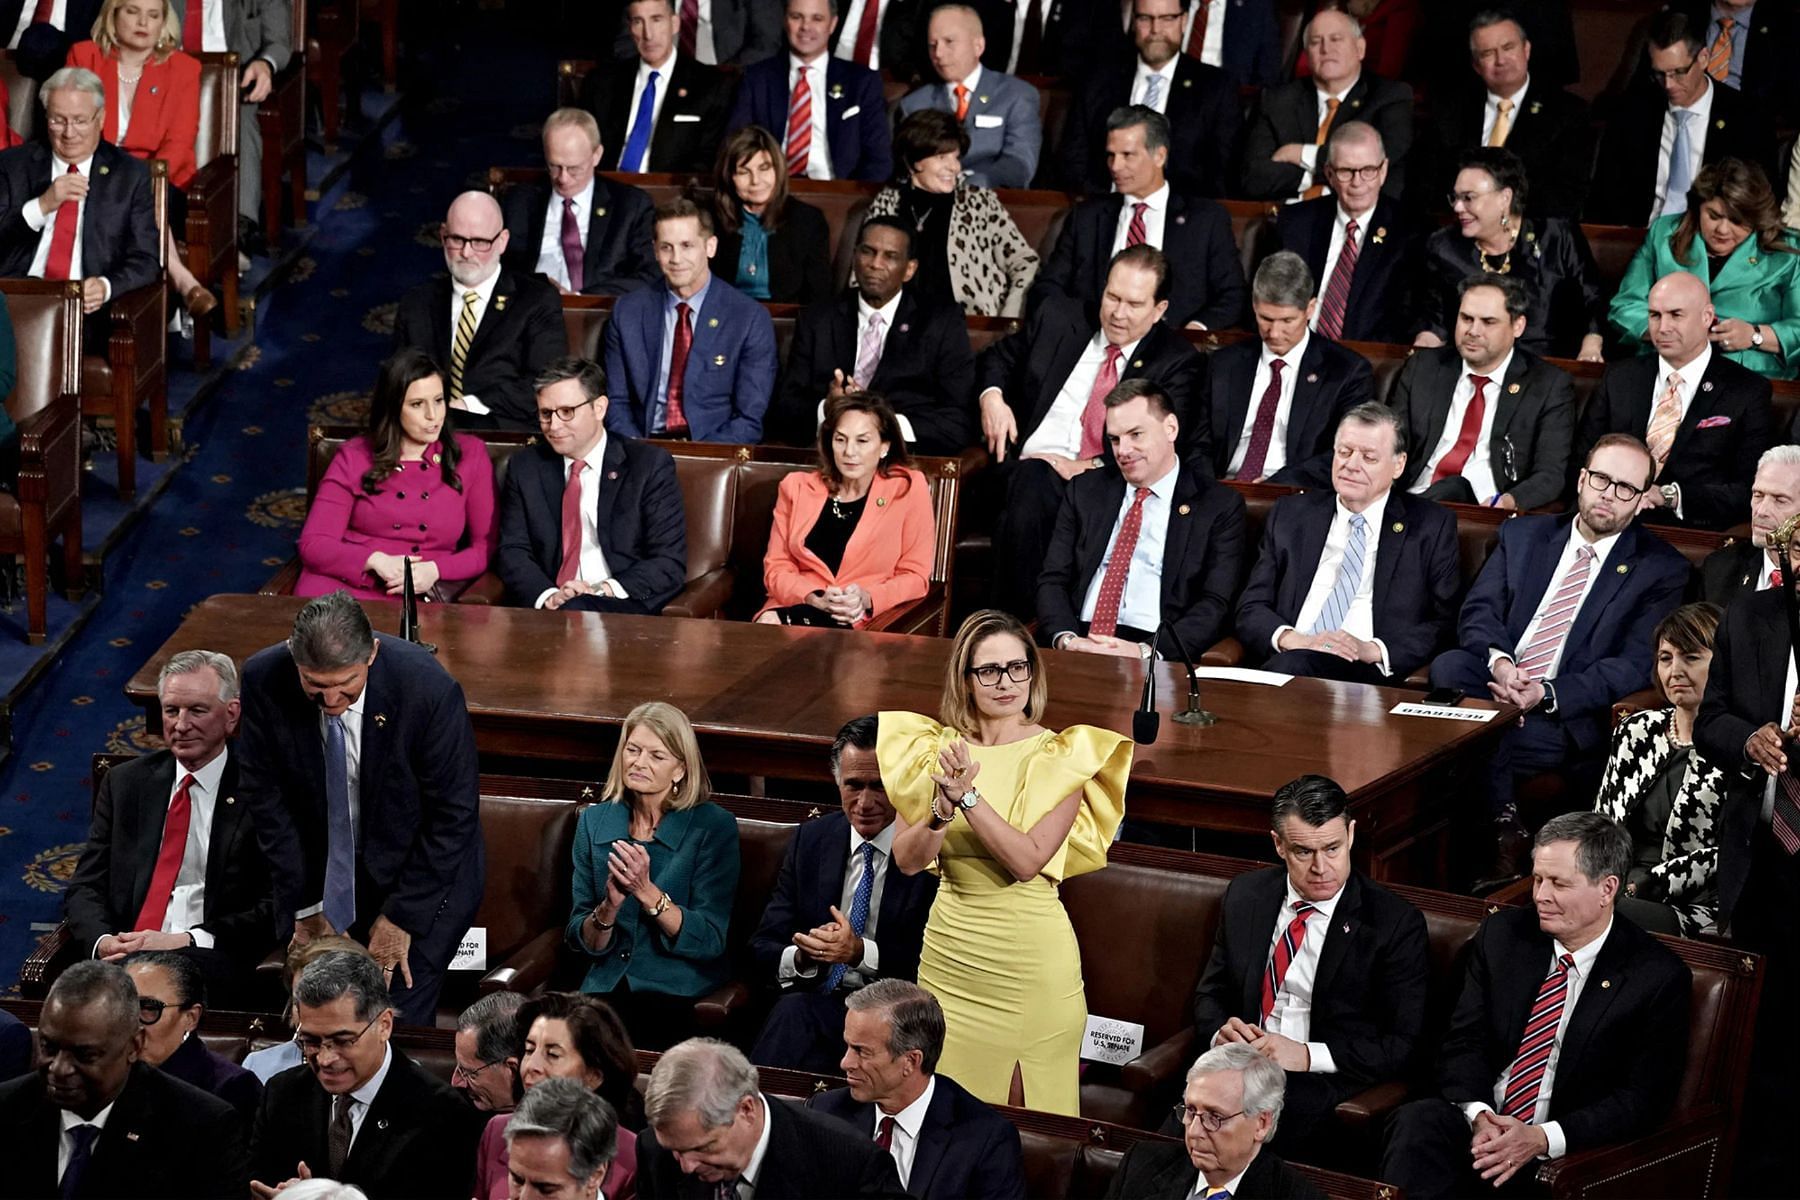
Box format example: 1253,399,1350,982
1132,622,1221,744
1159,621,1219,727
1132,662,1160,744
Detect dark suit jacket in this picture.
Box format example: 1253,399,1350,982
1198,334,1373,487
1411,0,1579,93
0,1008,27,1080
809,1075,1026,1200
1034,191,1245,331
495,435,688,611
1587,79,1778,228
160,1030,263,1124
608,0,782,66
827,0,927,81
638,1093,909,1198
1437,514,1690,751
1672,0,1799,125
1236,488,1461,678
1413,83,1592,219
1238,73,1415,202
1574,352,1775,531
237,634,484,945
1274,195,1415,344
0,1061,246,1199
392,268,567,430
1694,538,1764,608
499,176,660,298
0,141,159,297
714,198,834,306
1059,53,1239,197
1103,1140,1324,1200
974,0,1095,81
250,1050,482,1200
1037,459,1248,657
1393,344,1574,511
603,275,781,442
62,749,274,967
774,289,976,453
582,54,736,173
727,55,893,182
0,0,103,78
1434,905,1690,1155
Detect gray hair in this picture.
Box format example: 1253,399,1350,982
287,591,376,671
1339,401,1405,457
506,1078,620,1183
544,106,602,149
294,951,391,1022
41,66,105,111
1305,7,1362,41
1187,1042,1286,1136
47,961,141,1041
157,649,239,703
1325,120,1384,164
1758,445,1800,472
645,1038,759,1130
1104,104,1169,155
1535,812,1632,890
1252,251,1316,310
458,991,526,1066
272,1184,371,1200
846,980,946,1075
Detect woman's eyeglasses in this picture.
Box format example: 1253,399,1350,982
967,660,1033,688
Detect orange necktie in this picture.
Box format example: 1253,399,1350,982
953,83,969,122
1302,97,1340,200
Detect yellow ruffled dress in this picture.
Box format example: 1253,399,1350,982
877,711,1132,1115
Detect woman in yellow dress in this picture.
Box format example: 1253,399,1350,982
880,609,1133,1115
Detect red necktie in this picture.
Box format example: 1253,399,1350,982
874,1115,896,1151
1233,358,1284,481
555,458,588,587
679,0,699,58
30,0,53,23
133,774,195,932
1088,487,1151,639
852,0,881,65
786,67,813,176
1185,0,1210,57
665,302,692,434
43,162,79,282
1125,202,1148,248
953,83,970,122
1500,953,1575,1121
182,0,204,50
1430,374,1490,484
1260,900,1317,1023
1077,345,1124,460
1316,219,1359,341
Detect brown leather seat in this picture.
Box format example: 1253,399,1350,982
182,52,245,369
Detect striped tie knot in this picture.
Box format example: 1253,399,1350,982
1260,900,1319,1023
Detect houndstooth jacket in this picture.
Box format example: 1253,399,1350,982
1594,707,1724,936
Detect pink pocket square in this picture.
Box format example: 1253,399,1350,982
1695,415,1732,429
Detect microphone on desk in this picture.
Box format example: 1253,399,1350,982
399,559,437,654
1132,659,1159,745
1133,623,1221,744
1159,621,1219,728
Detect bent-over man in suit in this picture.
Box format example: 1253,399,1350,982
237,591,485,1024
586,0,736,174
751,716,938,1074
497,355,688,613
63,649,273,1008
812,980,1025,1199
1380,814,1692,1200
897,5,1039,189
1695,444,1800,606
638,1038,909,1197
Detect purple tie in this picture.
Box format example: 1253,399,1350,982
561,198,585,293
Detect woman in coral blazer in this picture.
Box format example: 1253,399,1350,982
756,393,936,628
69,0,212,316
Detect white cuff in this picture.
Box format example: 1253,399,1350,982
295,902,324,920
859,937,880,973
91,935,108,958
1670,485,1683,521
1272,625,1295,654
534,587,560,609
453,394,491,415
24,200,46,232
778,944,820,982
1487,649,1514,672
186,926,216,949
1541,1120,1566,1160
99,277,111,303
1373,637,1392,678
1300,145,1321,173
607,578,630,600
1306,1041,1336,1073
1460,1101,1494,1126
894,413,916,443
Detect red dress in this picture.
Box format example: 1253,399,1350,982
66,42,201,188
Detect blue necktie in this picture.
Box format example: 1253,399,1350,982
620,70,660,172
1143,74,1163,109
1310,512,1367,635
825,842,878,992
324,714,357,933
60,1124,98,1200
1664,109,1693,217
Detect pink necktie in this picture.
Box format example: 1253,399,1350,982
555,459,588,587
1077,345,1124,461
854,312,884,389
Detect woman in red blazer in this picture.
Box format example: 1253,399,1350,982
68,0,212,316
756,393,936,628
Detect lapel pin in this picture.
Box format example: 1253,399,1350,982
830,83,844,99
1132,358,1143,368
1616,564,1629,575
377,1118,390,1131
431,452,441,464
876,496,887,506
1600,979,1612,989
1750,257,1759,265
1703,381,1714,392
1175,213,1186,225
1372,228,1386,244
125,1131,139,1142
707,316,719,328
373,713,388,728
1178,503,1191,515
596,207,607,216
713,354,726,365
608,469,619,480
98,164,109,175
1306,372,1319,383
1716,119,1726,130
1342,923,1350,934
225,795,236,806
1349,98,1361,108
149,85,159,95
494,295,508,311
898,322,909,333
1525,230,1536,242
1182,78,1191,88
1391,521,1404,532
1508,382,1521,394
1529,101,1541,115
678,87,688,98
979,94,988,103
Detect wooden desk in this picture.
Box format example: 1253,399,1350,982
126,595,1516,884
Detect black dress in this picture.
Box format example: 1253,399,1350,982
770,493,869,627
892,185,958,311
1413,216,1606,358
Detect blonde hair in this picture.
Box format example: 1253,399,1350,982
92,0,180,58
603,702,712,811
939,610,1046,735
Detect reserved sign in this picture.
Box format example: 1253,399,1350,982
1390,703,1499,723
1082,1015,1147,1065
449,926,488,971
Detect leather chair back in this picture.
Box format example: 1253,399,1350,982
731,458,818,614
562,296,611,361
193,52,241,170
672,451,739,584
1028,79,1074,190
1225,199,1283,283
476,792,586,966
306,426,538,499
200,1033,253,1062
4,280,81,423
722,815,802,971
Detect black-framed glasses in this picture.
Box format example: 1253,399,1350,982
293,1011,386,1057
452,1058,507,1085
1647,57,1700,85
1172,1103,1247,1132
1326,162,1385,183
537,396,599,425
967,659,1033,687
441,229,503,253
137,996,187,1025
1129,11,1184,26
1581,468,1649,503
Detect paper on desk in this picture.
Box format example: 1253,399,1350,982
1192,667,1292,686
1390,702,1499,722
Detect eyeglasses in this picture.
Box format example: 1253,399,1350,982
293,1011,386,1057
1326,162,1385,183
137,996,186,1025
1130,12,1184,26
452,1058,507,1085
1447,189,1500,209
1171,1103,1247,1132
1581,468,1649,503
1647,57,1700,85
536,396,598,425
967,659,1033,688
441,229,503,253
46,114,98,132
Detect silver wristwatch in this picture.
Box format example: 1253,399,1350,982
957,786,982,812
1751,325,1766,349
1660,483,1679,508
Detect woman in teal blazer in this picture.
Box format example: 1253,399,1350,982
564,701,741,1049
1609,158,1800,380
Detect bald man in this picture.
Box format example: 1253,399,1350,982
896,5,1041,188
1574,271,1773,531
394,191,569,431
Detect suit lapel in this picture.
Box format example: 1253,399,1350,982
1346,197,1395,313
870,292,917,388
129,753,180,914
355,652,395,843
1312,872,1361,1001
1287,495,1335,619
1554,929,1631,1093
1218,347,1254,469
1239,870,1287,1016
1563,525,1639,653
1089,197,1124,297
832,294,861,378
1159,465,1200,613
1284,338,1329,462
1665,355,1727,466
1486,354,1532,487
907,1082,956,1197
467,271,515,358
202,753,244,901
592,435,628,559
343,1055,408,1179
1370,493,1410,629
1412,351,1457,462
585,179,617,280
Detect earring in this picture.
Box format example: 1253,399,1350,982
1499,212,1510,232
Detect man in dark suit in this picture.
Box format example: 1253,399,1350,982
0,1008,27,1078
830,0,926,79
751,717,939,1074
774,216,976,453
973,0,1092,79
1574,272,1774,532
171,0,293,237
586,0,735,173
1396,274,1574,512
609,0,784,66
1671,0,1797,129
1169,0,1283,88
1037,105,1243,331
1190,774,1429,1155
1236,402,1461,683
1695,445,1800,605
728,0,893,182
977,244,1203,618
1039,378,1246,660
497,355,688,613
249,951,482,1199
0,961,247,1199
1107,1043,1325,1200
1199,250,1372,487
237,591,485,1025
452,991,525,1114
397,190,568,432
603,197,780,442
1275,122,1414,346
639,1038,909,1198
1587,10,1777,227
1239,8,1413,203
1411,0,1580,94
0,0,103,80
811,981,1025,1199
1381,814,1692,1200
1058,0,1238,197
63,650,273,1006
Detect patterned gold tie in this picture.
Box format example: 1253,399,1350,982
1705,18,1734,82
450,289,479,402
1488,97,1514,147
1645,370,1684,475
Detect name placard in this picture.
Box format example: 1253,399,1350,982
1082,1015,1147,1065
1390,703,1498,723
449,926,488,971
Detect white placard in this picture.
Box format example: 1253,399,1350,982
1194,667,1292,686
449,926,488,971
1082,1014,1146,1065
1390,702,1499,723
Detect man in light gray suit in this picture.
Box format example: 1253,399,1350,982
612,0,784,66
173,0,292,238
897,3,1039,188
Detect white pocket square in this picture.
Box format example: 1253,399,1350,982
841,105,862,119
974,114,1004,128
672,113,701,123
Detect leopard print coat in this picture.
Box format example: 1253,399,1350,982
864,184,1040,318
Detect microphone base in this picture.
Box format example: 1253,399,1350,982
1172,707,1219,727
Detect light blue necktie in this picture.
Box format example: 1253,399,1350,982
825,841,878,992
1310,512,1367,635
620,70,660,172
1143,74,1164,109
1664,109,1693,217
323,714,357,933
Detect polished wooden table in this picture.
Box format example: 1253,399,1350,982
127,595,1517,884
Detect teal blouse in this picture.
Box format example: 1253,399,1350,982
563,798,741,998
1608,214,1800,380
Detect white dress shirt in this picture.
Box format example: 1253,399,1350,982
10,0,65,45
1280,488,1393,675
1652,343,1712,518
1309,207,1372,332
689,0,719,64
445,267,503,414
1019,333,1145,460
835,0,890,70
1461,918,1613,1161
1294,78,1357,193
789,53,836,180
160,748,229,944
738,1094,775,1199
25,151,109,300
535,179,594,292
1410,348,1514,503
1255,878,1343,1072
1227,331,1311,479
1109,182,1171,255
1005,0,1054,74
1079,463,1177,633
1191,1161,1250,1199
1492,524,1624,680
1131,56,1177,112
295,690,365,920
623,51,679,165
342,1043,396,1151
778,821,894,985
1651,78,1714,223
875,1075,936,1187
192,0,228,52
532,432,622,609
1189,0,1226,70
1482,77,1531,146
58,1102,116,1185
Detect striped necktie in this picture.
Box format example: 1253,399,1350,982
449,289,479,402
1499,953,1575,1121
1308,512,1366,635
1261,900,1317,1023
1514,545,1595,680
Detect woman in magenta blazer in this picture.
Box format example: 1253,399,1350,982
755,393,936,627
295,348,498,599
